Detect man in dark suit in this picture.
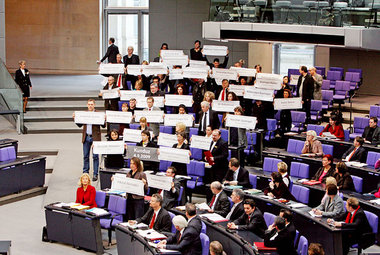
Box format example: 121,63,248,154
73,99,105,182
207,181,230,217
123,46,140,89
279,209,296,243
227,199,267,238
215,79,230,101
134,193,172,233
297,66,314,123
185,203,202,234
226,188,245,221
329,197,373,255
208,129,229,182
99,76,119,111
158,166,181,209
223,158,250,188
198,101,220,136
98,37,119,64
264,217,298,255
362,117,380,146
157,215,202,255
342,136,366,162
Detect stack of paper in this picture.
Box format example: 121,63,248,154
200,213,228,223
370,199,380,205
245,189,262,194
136,229,167,240
176,206,186,211
70,204,90,211
120,222,148,229
196,202,211,210
308,210,322,218
289,203,307,208
85,207,109,216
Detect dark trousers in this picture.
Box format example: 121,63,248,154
127,198,145,220
83,135,99,176
303,99,311,123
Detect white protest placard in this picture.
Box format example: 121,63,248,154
243,86,274,102
123,128,143,142
111,175,145,196
146,174,173,191
255,73,282,90
230,67,257,77
169,69,183,80
212,100,240,112
134,110,164,123
142,64,168,76
274,97,302,110
74,111,105,125
225,115,257,130
289,74,300,85
101,89,120,99
119,90,146,101
127,65,142,76
158,133,178,147
182,67,209,80
212,68,238,81
190,135,212,150
162,55,189,67
164,114,193,127
164,95,193,107
203,45,228,56
229,85,246,97
160,50,184,57
99,63,125,74
158,146,190,164
93,141,124,155
189,60,208,66
106,110,132,124
136,97,165,108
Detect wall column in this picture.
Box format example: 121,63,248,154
248,42,273,73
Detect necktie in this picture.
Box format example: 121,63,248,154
149,212,156,229
221,89,225,101
209,195,216,208
203,112,207,132
248,215,251,223
177,233,182,243
348,148,357,161
226,204,236,220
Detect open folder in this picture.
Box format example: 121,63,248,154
204,151,215,165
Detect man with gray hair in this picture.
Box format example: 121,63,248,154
309,67,322,100
208,129,229,182
226,188,245,221
146,82,165,97
207,181,230,217
123,45,140,89
198,101,220,135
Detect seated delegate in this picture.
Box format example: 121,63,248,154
222,157,250,188
362,117,380,145
264,172,296,201
334,162,355,191
264,216,298,255
301,130,323,157
312,184,345,218
76,173,97,208
208,181,230,217
320,115,344,140
342,136,366,163
311,154,335,183
226,188,245,221
277,161,290,187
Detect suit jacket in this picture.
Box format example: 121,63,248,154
215,87,229,100
136,207,172,233
126,171,148,199
342,146,366,162
362,126,380,145
264,228,298,255
209,191,230,217
123,54,140,67
316,194,345,218
233,207,267,238
166,227,202,255
312,73,323,100
190,48,204,61
101,44,119,63
334,172,355,191
143,106,161,137
15,68,32,88
198,109,220,133
223,167,250,188
162,178,181,209
264,182,296,201
335,208,372,237
285,222,296,243
297,73,314,100
210,138,229,179
312,167,335,183
229,127,247,148
187,215,202,234
101,83,119,111
227,201,244,221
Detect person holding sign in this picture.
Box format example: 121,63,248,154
117,103,130,134
146,82,165,97
171,132,191,176
198,101,220,136
207,129,229,183
216,79,230,101
136,130,159,172
190,40,205,61
229,106,247,162
126,157,148,219
123,46,140,89
278,89,292,136
205,50,229,69
143,97,161,138
99,76,119,111
73,99,105,182
297,66,314,123
158,166,181,209
138,117,153,134
105,130,125,169
203,91,215,108
75,173,97,208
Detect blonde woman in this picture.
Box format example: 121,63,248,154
75,173,97,208
301,130,323,157
15,60,32,113
203,91,215,107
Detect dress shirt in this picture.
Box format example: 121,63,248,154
218,88,227,101
86,124,92,135
345,147,358,161
210,141,217,152
299,75,305,98
21,69,25,76
226,201,242,220
233,167,240,181
201,110,210,130
211,191,222,210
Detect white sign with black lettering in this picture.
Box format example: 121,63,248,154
212,68,238,81
212,100,240,112
243,86,274,102
74,111,105,125
225,115,257,130
290,74,300,85
123,128,143,142
93,141,124,155
119,90,146,101
190,135,212,150
164,114,193,127
229,67,257,77
158,133,178,147
136,97,165,108
134,110,164,123
255,73,282,90
111,175,145,196
162,55,188,67
158,147,190,164
142,64,168,76
274,97,302,110
106,110,132,124
169,69,183,80
101,89,120,99
189,60,208,66
182,67,209,80
127,65,143,76
229,85,247,97
160,50,184,57
146,174,173,191
99,64,125,74
203,45,228,56
164,95,193,107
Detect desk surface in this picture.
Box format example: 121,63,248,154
0,155,46,169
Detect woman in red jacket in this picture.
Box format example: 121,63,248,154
76,173,97,208
320,115,344,140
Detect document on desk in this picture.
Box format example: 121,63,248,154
196,202,211,210
149,242,179,253
344,161,368,167
322,132,336,139
200,213,228,223
136,229,167,240
289,203,308,208
370,199,380,205
120,222,148,229
308,210,322,218
86,208,109,216
111,175,145,196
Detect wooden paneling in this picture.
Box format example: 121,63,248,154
5,0,99,74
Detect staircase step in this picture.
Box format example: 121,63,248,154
29,95,102,101
0,186,48,206
24,121,107,134
24,111,76,122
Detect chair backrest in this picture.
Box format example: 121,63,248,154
190,147,203,161
322,90,334,101
220,129,228,142
168,211,176,234
287,139,305,154
344,129,350,142
246,132,257,145
297,236,309,255
330,67,344,77
228,197,233,209
118,101,128,111
189,127,198,138
307,124,324,135
95,191,106,208
108,195,127,217
310,100,322,111
187,160,205,177
129,123,140,129
263,157,283,173
326,70,341,81
201,221,207,234
249,173,257,188
267,119,277,131
322,144,333,156
200,233,210,255
353,117,369,134
345,72,361,82
294,230,300,248
218,114,223,127
321,80,330,90
263,212,276,227
288,68,299,78
315,66,326,77
177,186,184,205
351,175,363,193
347,68,362,78
159,160,172,172
335,80,350,95
364,211,378,234
369,105,380,118
366,151,380,168
290,162,310,179
291,111,306,124
0,147,16,161
291,185,310,204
